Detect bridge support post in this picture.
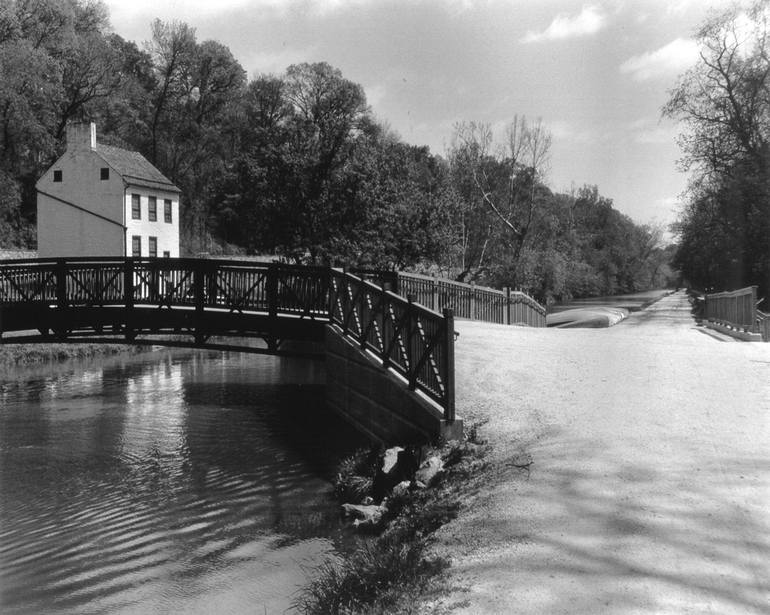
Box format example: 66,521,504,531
504,287,511,325
193,261,207,345
267,263,278,350
442,308,456,423
123,259,135,340
51,259,69,339
381,284,391,369
55,259,67,310
406,294,416,391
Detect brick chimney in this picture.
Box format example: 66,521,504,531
66,122,96,152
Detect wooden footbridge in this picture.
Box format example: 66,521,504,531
0,257,546,441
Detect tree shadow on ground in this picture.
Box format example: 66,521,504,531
430,436,770,614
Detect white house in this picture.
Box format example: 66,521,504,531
36,122,181,258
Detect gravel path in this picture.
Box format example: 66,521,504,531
427,291,770,614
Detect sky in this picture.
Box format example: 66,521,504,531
102,0,736,235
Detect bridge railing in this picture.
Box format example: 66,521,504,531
394,271,546,327
330,270,455,421
0,257,332,316
704,286,758,333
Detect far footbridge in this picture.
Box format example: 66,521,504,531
0,257,546,443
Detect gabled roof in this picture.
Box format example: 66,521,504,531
96,144,181,193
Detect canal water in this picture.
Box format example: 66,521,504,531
0,349,366,614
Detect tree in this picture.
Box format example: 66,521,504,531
447,117,553,283
665,0,770,295
145,19,197,165
260,62,369,262
144,20,247,252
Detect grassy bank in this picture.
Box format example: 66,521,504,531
0,342,141,368
295,425,490,614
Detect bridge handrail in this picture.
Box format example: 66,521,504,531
704,285,758,333
351,268,545,326
397,271,545,326
329,269,455,421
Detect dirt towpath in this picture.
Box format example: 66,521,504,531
426,291,770,614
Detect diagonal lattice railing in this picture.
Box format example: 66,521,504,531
329,269,455,420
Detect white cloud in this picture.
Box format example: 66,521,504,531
104,0,375,24
364,83,387,108
522,5,606,43
619,38,699,81
634,127,673,144
664,0,733,17
548,119,603,144
245,47,314,74
627,117,675,144
104,0,257,22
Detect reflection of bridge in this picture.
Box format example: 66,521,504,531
0,257,458,441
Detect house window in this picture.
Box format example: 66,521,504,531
164,199,172,223
148,236,157,257
131,235,141,257
163,251,170,258
53,170,62,182
100,168,109,180
148,196,157,221
131,194,141,219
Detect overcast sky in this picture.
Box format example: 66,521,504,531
102,0,734,233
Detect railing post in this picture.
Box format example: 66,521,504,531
193,260,206,344
123,258,135,340
381,284,391,369
432,278,439,312
751,286,758,332
407,294,416,391
267,263,278,320
443,308,456,422
470,282,476,320
360,282,369,350
341,270,350,334
149,260,159,304
56,259,67,310
328,268,339,321
266,263,278,349
207,262,217,308
504,287,511,325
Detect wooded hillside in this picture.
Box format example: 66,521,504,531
0,0,676,304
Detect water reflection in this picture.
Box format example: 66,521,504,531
0,350,365,614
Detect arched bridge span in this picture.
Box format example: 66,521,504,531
0,258,456,424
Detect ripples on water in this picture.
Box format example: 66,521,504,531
0,350,367,614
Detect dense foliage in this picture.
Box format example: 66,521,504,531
665,0,770,297
0,0,675,303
